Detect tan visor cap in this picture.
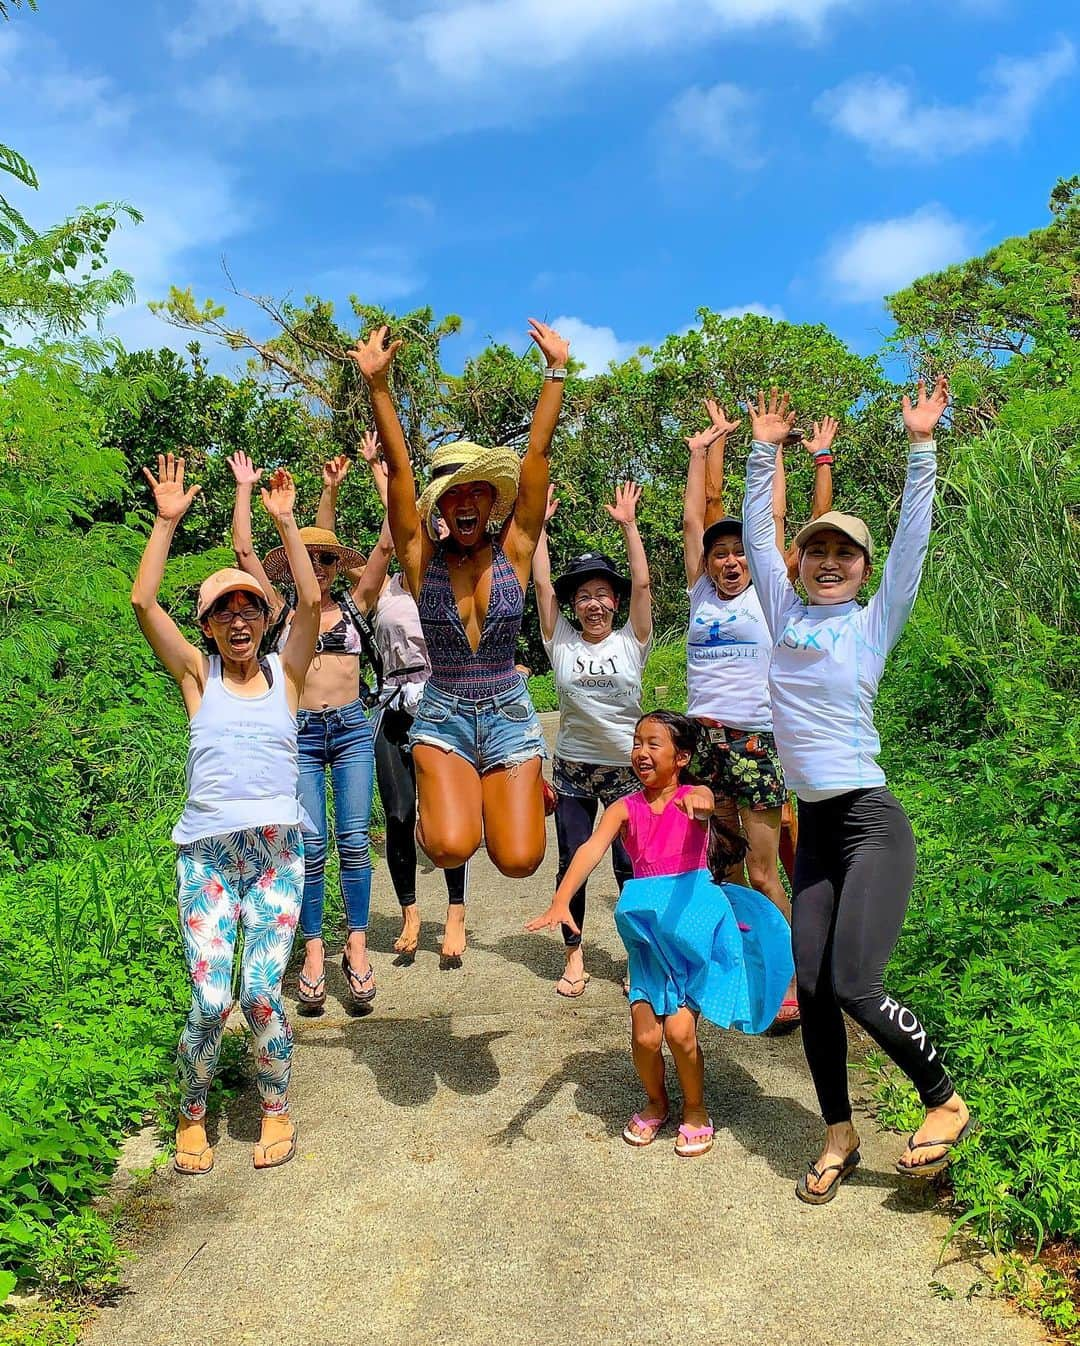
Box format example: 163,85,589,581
792,510,874,561
196,568,268,620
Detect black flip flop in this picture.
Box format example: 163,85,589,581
341,952,376,1005
795,1148,861,1205
895,1118,975,1178
297,970,326,1011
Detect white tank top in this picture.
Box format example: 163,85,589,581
172,653,310,844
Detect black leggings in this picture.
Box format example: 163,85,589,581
373,702,467,907
555,793,633,948
793,788,954,1126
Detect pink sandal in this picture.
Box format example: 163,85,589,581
622,1111,669,1147
675,1119,715,1157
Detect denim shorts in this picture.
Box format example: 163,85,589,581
410,678,548,774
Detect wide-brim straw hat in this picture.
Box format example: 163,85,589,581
263,526,367,583
416,441,521,541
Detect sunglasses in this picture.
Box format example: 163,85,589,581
308,550,340,566
208,603,266,625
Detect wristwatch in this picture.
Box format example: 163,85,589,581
544,366,568,381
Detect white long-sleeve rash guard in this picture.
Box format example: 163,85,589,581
742,438,937,801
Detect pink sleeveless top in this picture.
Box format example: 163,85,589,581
622,786,709,879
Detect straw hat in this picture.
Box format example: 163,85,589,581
263,526,367,583
416,441,521,540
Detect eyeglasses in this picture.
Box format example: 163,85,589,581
308,550,339,566
208,604,265,625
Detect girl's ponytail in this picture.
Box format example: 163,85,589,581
707,815,748,884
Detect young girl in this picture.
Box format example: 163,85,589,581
527,711,794,1157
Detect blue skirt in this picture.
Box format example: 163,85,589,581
614,870,794,1034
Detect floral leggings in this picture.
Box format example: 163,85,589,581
176,826,304,1121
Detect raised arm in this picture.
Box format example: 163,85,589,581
531,486,561,644
781,417,837,578
227,452,282,612
683,415,726,586
348,327,431,600
866,379,947,655
316,453,350,532
503,320,570,582
604,481,652,644
131,453,208,692
702,400,742,527
743,389,801,640
261,469,321,707
772,447,789,553
524,798,630,934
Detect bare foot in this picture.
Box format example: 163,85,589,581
394,906,421,955
174,1116,213,1174
441,905,467,960
253,1115,296,1169
556,945,589,997
896,1093,970,1171
805,1121,860,1197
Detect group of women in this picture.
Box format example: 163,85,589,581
133,317,971,1202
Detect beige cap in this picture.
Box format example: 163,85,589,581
792,510,874,561
196,568,269,620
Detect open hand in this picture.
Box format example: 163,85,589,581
544,484,560,524
347,325,402,383
358,429,381,466
704,399,742,436
805,416,839,456
142,452,201,521
528,319,570,369
603,480,641,528
749,388,797,446
902,376,949,442
260,467,296,521
525,900,580,936
685,423,726,456
226,451,263,487
322,454,350,489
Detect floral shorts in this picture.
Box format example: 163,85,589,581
692,720,786,812
553,756,639,804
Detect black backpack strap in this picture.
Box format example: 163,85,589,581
339,589,384,703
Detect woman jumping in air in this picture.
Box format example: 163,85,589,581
532,481,653,997
527,711,793,1158
743,381,971,1203
132,454,320,1174
348,321,569,883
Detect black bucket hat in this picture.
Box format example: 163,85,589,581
553,552,631,607
702,517,743,555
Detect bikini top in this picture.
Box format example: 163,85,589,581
315,603,365,656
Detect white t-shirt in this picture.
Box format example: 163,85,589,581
685,576,773,731
543,614,651,765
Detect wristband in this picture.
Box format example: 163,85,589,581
544,366,568,382
812,450,834,466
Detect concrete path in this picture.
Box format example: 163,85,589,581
89,716,1040,1346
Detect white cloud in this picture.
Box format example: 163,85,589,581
174,0,855,83
662,84,760,167
717,302,785,320
825,205,975,303
314,250,424,305
818,37,1075,155
550,315,643,375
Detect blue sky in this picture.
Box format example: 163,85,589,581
3,0,1077,373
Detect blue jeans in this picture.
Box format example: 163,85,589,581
297,698,374,938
